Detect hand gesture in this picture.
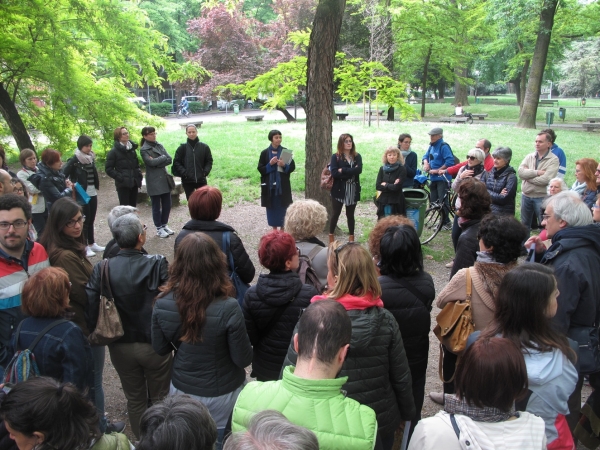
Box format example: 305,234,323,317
461,169,474,179
65,180,74,189
394,178,400,184
500,188,508,195
269,156,278,165
277,159,285,167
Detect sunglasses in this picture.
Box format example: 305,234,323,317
333,242,359,266
467,156,478,161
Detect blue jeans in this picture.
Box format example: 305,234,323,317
151,192,172,228
91,345,107,432
520,194,543,234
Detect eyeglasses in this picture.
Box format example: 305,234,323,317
13,188,24,194
121,131,129,136
333,242,359,266
344,139,353,144
542,214,551,221
65,215,86,228
0,220,28,230
593,204,600,210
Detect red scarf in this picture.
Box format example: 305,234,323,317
311,292,383,310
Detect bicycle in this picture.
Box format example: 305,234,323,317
414,176,457,244
177,106,190,117
450,111,474,124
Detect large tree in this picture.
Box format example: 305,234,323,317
305,0,346,209
517,0,559,128
0,0,187,152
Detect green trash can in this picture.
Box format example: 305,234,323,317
233,103,239,114
546,110,554,126
403,188,429,237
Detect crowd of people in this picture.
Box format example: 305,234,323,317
0,123,598,450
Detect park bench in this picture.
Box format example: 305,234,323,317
246,115,264,122
470,113,488,120
179,121,203,129
586,117,600,123
335,113,349,120
539,99,559,107
439,116,469,123
479,98,499,104
582,122,600,132
368,110,385,116
137,176,185,206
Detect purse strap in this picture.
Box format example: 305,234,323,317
101,259,114,300
221,231,236,274
465,268,472,303
396,278,430,308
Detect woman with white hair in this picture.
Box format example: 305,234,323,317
480,146,518,216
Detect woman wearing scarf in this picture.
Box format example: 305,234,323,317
283,241,415,450
570,157,599,209
375,146,406,220
62,135,104,257
17,148,46,235
429,214,528,404
398,133,417,188
257,130,295,230
105,126,142,207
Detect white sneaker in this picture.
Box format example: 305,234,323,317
157,228,170,238
89,243,105,252
163,225,175,235
86,247,96,257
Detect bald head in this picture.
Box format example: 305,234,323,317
0,170,12,196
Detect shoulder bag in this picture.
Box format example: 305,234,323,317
320,165,333,191
88,259,124,346
222,232,251,307
433,268,475,382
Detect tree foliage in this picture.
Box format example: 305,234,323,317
558,39,600,97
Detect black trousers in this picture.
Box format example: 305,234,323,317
116,187,138,207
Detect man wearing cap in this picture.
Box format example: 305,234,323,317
422,128,455,228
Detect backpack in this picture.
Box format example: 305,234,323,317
443,142,460,166
3,319,68,384
296,246,323,293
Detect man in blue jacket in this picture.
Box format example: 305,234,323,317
422,128,455,227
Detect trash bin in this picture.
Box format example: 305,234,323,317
233,103,239,114
558,107,566,122
546,111,554,126
403,189,429,237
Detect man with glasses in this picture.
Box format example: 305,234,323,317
0,194,50,370
526,191,600,436
518,131,559,234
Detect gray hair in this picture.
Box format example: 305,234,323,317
492,147,512,164
467,148,485,163
136,395,217,450
548,191,593,227
224,410,319,450
112,213,143,248
547,177,568,196
108,205,138,231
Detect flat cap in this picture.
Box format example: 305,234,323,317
428,127,443,135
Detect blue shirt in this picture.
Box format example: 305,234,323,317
551,143,566,178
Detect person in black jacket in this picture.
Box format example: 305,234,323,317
175,185,254,284
35,148,73,211
480,146,518,216
243,231,317,381
375,146,406,220
105,127,142,207
398,133,417,188
257,130,295,230
62,135,104,257
86,213,171,439
377,225,435,438
450,178,491,279
152,232,252,449
329,133,362,243
172,124,213,200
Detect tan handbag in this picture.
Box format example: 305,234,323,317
433,268,475,382
88,260,124,346
320,166,333,191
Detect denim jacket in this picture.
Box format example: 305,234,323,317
9,317,93,395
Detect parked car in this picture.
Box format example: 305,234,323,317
161,98,177,112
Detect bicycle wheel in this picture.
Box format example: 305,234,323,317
420,205,443,244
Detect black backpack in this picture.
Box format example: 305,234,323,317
296,246,323,293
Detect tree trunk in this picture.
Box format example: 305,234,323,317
519,58,530,110
276,106,297,122
0,83,35,152
454,67,469,105
305,0,346,215
420,45,433,118
387,106,394,121
517,0,559,128
438,78,446,100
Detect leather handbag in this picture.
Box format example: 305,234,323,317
88,260,124,346
434,268,475,355
320,166,333,191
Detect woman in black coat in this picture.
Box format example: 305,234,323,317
257,130,295,230
377,224,435,437
172,124,213,200
329,133,362,243
105,126,142,207
175,185,255,284
242,231,317,381
398,133,417,188
34,148,73,211
375,146,407,220
480,146,518,216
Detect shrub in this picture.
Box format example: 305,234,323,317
148,103,173,116
189,101,210,113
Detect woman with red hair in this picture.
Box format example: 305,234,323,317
175,186,255,285
35,148,73,211
571,157,599,209
242,231,317,381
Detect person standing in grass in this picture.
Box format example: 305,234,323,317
257,130,295,231
140,127,174,239
173,124,213,200
375,146,406,220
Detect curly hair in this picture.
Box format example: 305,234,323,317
284,200,327,240
367,215,414,262
381,146,404,165
456,178,491,220
576,158,598,192
477,214,528,264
